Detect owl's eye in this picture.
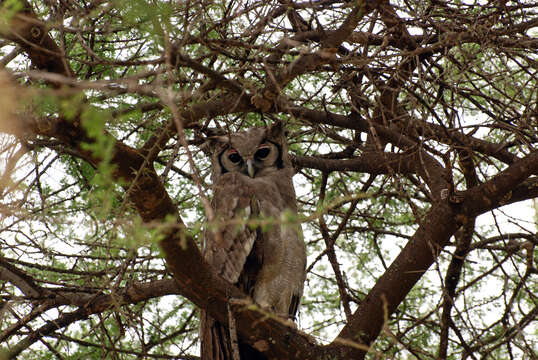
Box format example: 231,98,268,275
255,146,271,160
228,150,242,164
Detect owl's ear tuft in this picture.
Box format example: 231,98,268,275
205,135,229,153
267,120,284,139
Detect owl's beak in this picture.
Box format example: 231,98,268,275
246,159,255,178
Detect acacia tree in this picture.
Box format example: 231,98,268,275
0,0,537,359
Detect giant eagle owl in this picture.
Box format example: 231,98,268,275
199,121,306,360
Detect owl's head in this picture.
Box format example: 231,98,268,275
209,121,291,181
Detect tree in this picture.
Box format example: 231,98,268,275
0,0,536,358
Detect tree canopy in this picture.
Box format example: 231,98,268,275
0,0,537,359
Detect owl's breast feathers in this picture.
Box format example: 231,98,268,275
204,173,261,285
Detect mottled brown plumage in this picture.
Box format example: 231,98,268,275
200,121,306,360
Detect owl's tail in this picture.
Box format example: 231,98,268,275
200,310,267,360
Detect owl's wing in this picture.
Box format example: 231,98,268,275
203,172,262,289
201,173,266,360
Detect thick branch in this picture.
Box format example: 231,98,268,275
0,279,180,346
460,150,538,217
439,149,478,358
293,151,440,181
252,0,377,111
159,231,322,359
0,7,321,359
7,308,89,359
0,0,72,78
0,256,42,298
328,202,459,359
326,149,538,359
288,106,450,196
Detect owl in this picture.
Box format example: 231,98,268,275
199,121,306,360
